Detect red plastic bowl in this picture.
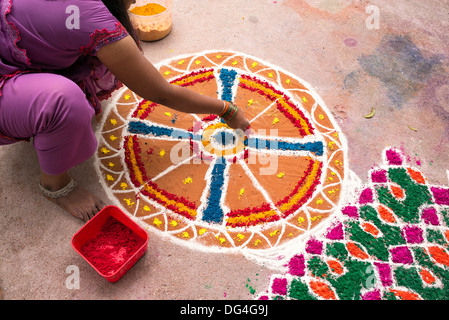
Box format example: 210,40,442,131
71,205,148,282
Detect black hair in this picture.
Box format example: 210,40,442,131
101,0,140,47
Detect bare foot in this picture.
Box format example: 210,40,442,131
40,171,105,222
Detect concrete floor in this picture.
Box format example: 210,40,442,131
1,0,448,300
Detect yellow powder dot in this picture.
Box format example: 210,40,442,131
319,114,325,120
239,188,245,196
251,62,258,68
316,198,324,205
270,230,279,237
277,172,285,178
216,54,222,58
164,112,172,117
143,205,152,212
108,162,115,168
163,71,171,76
101,147,110,154
286,79,291,84
160,150,166,157
120,182,128,190
106,174,114,182
181,232,190,239
247,99,254,106
216,236,226,245
124,94,131,101
268,73,274,78
183,177,193,184
195,60,201,65
272,117,280,125
302,96,308,103
170,220,178,227
153,218,162,228
237,234,245,241
298,217,305,226
254,239,262,246
199,228,207,235
109,135,117,141
178,59,185,65
123,199,134,207
110,119,117,126
310,215,322,222
232,60,238,65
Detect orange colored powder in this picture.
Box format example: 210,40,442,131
130,3,166,16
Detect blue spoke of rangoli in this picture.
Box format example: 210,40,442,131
245,137,324,156
127,121,201,141
201,157,228,224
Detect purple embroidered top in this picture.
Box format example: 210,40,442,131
0,0,129,114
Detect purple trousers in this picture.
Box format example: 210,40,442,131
0,73,97,175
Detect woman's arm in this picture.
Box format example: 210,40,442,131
97,36,250,131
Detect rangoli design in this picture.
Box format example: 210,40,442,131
257,147,449,300
95,51,346,255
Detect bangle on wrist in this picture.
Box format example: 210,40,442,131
221,101,238,121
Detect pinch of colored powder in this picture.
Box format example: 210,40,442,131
183,177,193,184
110,119,117,125
124,94,131,101
305,239,323,255
232,60,238,65
101,147,110,154
120,182,128,190
271,278,287,296
164,112,172,117
178,59,185,65
347,242,369,260
310,280,336,300
239,188,245,197
419,269,436,285
217,236,226,245
159,150,166,157
236,233,245,241
302,97,308,103
153,218,162,227
277,172,285,178
195,60,201,65
163,71,171,76
106,174,114,182
428,246,449,267
268,73,273,78
181,232,190,239
124,199,134,207
251,62,258,68
288,254,306,277
170,220,178,227
316,198,324,205
254,239,262,246
108,162,114,168
143,205,151,212
199,228,207,235
327,259,344,274
272,117,280,125
297,216,305,226
325,222,344,240
270,230,279,237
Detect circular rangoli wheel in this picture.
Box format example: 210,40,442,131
96,51,346,253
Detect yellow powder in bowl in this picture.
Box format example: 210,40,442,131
130,3,166,16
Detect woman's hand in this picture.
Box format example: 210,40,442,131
222,106,251,133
